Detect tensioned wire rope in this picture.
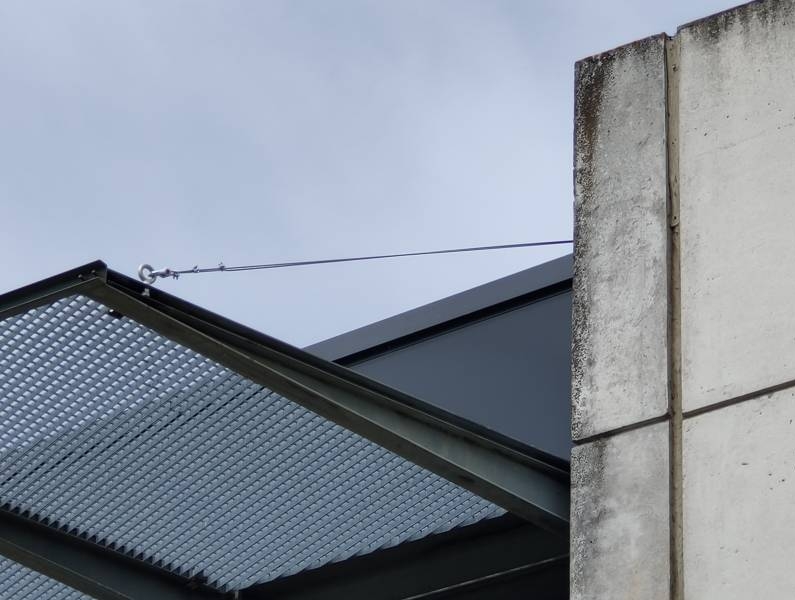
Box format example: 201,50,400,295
137,239,573,284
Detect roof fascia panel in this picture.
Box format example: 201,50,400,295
306,255,573,362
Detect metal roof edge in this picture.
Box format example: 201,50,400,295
304,254,572,363
0,261,108,320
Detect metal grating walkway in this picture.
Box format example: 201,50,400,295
0,295,502,594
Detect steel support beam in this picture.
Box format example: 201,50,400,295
0,509,229,600
89,273,570,532
240,514,567,600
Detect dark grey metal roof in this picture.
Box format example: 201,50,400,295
306,254,572,363
0,262,568,599
307,255,573,458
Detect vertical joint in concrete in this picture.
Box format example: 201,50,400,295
571,33,672,600
664,33,683,600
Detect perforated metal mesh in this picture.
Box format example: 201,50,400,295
0,295,502,593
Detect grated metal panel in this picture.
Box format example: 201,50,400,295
0,295,502,593
0,557,88,600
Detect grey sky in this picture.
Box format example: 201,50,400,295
1,0,732,346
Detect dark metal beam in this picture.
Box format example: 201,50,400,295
88,277,570,532
0,509,229,600
401,555,569,600
0,261,106,320
240,514,567,600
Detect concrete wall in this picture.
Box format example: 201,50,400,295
572,33,672,600
572,1,795,598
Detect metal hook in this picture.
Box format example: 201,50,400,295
138,264,178,284
138,264,157,284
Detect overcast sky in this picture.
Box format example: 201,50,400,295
1,0,733,346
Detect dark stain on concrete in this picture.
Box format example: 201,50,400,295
680,0,794,45
571,49,610,441
571,35,665,440
570,438,607,596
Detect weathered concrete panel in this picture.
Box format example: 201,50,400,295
572,35,670,440
683,387,795,599
571,423,670,600
679,0,795,411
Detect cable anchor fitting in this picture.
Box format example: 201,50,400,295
137,264,179,284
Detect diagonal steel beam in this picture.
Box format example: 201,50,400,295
89,273,570,532
0,509,229,600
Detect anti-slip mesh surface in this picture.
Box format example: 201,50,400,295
0,295,502,594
